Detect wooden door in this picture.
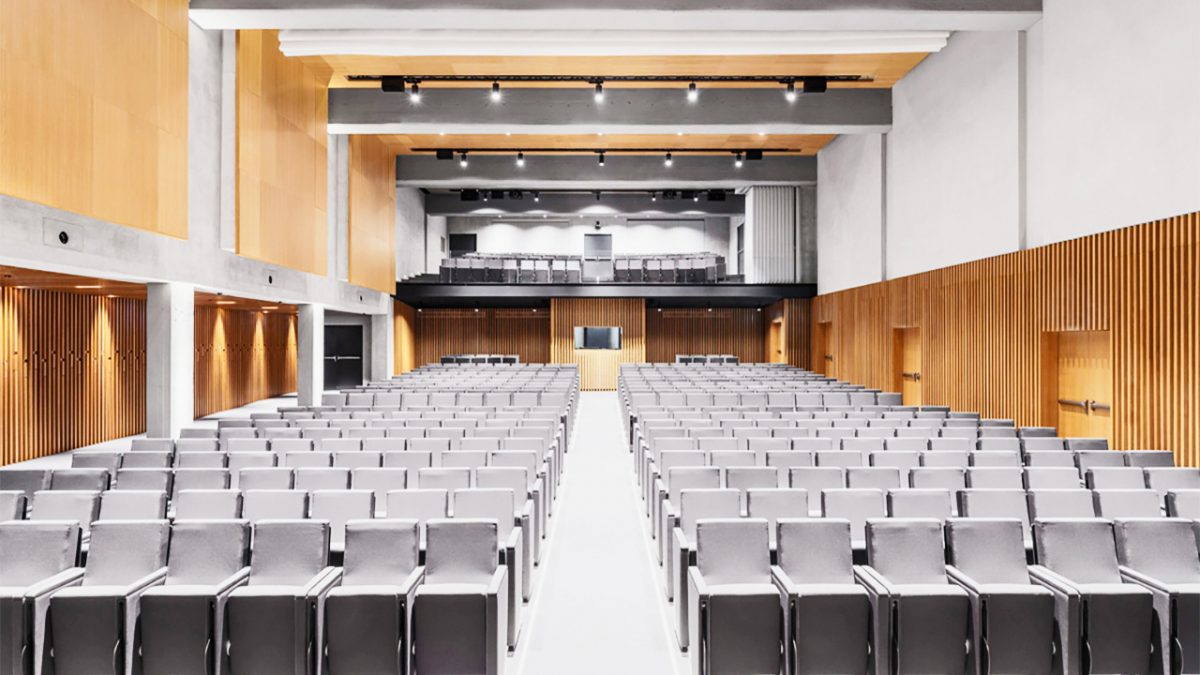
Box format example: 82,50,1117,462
768,320,785,363
893,327,922,406
814,321,833,376
1048,331,1113,442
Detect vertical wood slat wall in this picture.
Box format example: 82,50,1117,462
813,211,1200,467
393,301,417,375
194,307,298,419
764,298,813,369
550,298,646,390
646,308,766,363
398,306,552,370
0,289,145,465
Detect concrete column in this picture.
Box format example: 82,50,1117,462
370,312,394,381
146,282,194,438
297,303,325,406
327,134,350,281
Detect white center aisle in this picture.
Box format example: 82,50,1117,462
514,391,686,675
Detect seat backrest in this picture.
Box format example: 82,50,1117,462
311,490,375,547
0,521,81,585
351,468,407,508
0,490,24,520
239,467,294,490
1024,467,1081,490
249,520,330,585
746,489,809,542
295,467,351,491
343,519,420,586
84,519,170,585
666,466,721,502
1124,450,1175,468
958,489,1031,539
51,468,110,491
1033,518,1121,583
726,467,780,492
1027,489,1096,519
846,467,902,491
453,488,516,539
166,520,249,584
789,467,845,494
30,490,101,532
1087,467,1146,490
865,518,947,584
887,489,952,520
776,518,854,584
99,490,167,520
424,518,498,585
920,451,969,468
387,489,449,523
945,518,1030,584
418,467,471,491
678,489,740,539
473,467,529,497
909,467,966,490
130,438,175,453
1092,489,1161,518
966,467,1023,489
969,451,1022,468
821,489,886,544
242,489,308,522
175,489,242,519
695,518,770,584
1166,489,1200,518
1113,518,1200,584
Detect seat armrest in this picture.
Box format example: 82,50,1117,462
853,565,895,596
1118,566,1173,594
487,566,507,597
214,567,252,598
399,566,425,597
1028,564,1080,595
124,567,170,596
945,565,985,595
520,499,534,521
505,526,522,552
24,568,86,599
688,567,709,598
770,566,799,596
304,567,343,598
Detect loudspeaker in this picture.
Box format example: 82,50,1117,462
745,149,764,161
381,76,406,93
435,149,454,160
802,76,828,93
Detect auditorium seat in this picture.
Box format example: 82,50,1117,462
1027,489,1097,519
174,489,242,519
242,489,308,522
1124,450,1176,468
311,489,374,557
1166,489,1200,518
887,488,953,520
0,521,83,675
0,469,50,502
140,520,250,675
98,490,167,520
30,490,101,540
669,488,740,640
386,489,449,548
945,518,1055,675
1086,466,1146,490
48,519,170,674
1092,489,1163,518
453,488,525,648
686,518,781,675
820,488,885,554
50,468,110,492
226,520,338,675
0,490,26,520
121,451,173,468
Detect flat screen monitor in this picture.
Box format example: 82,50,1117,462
573,326,622,350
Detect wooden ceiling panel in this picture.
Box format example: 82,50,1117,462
0,266,146,299
380,133,834,155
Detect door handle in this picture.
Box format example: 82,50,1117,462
1057,398,1089,409
1089,401,1111,412
902,372,921,381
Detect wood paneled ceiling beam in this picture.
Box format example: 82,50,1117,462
330,87,890,137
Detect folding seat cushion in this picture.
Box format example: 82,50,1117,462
387,490,449,549
966,467,1023,489
1113,518,1200,675
1030,519,1154,675
845,467,902,491
72,451,122,472
958,489,1032,549
139,520,250,675
171,468,230,502
120,451,174,468
1092,489,1162,518
858,519,970,675
789,468,845,515
238,467,293,490
174,489,242,520
325,520,423,675
0,490,25,520
0,521,84,675
746,489,809,549
50,468,111,491
417,468,471,492
98,490,167,521
687,519,782,675
1124,450,1175,468
945,518,1055,675
130,439,175,454
48,520,171,675
968,450,1022,467
820,489,886,553
226,521,338,675
452,489,524,649
887,488,953,520
30,490,101,539
310,490,375,556
241,490,308,523
668,489,741,646
295,467,351,491
1166,489,1200,518
413,519,507,675
773,518,870,675
0,469,51,501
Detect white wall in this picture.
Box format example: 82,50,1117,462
425,215,447,273
394,187,426,280
445,217,731,258
817,134,885,293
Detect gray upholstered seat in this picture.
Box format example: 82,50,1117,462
418,467,471,492
140,520,250,675
746,488,808,549
1092,489,1162,518
1027,489,1097,520
0,490,24,520
387,489,449,549
30,490,101,540
959,488,1032,549
0,521,83,675
946,518,1055,675
687,518,782,675
310,489,375,556
887,488,953,520
51,468,111,492
789,467,844,516
174,489,243,519
669,489,740,647
241,489,308,523
475,466,539,586
98,490,167,521
1166,489,1200,518
821,488,886,552
453,488,526,648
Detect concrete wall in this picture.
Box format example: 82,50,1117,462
395,187,426,280
425,215,447,272
444,216,732,258
816,0,1200,293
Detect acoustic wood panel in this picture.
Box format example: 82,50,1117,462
194,307,298,418
0,0,188,238
550,298,645,390
813,211,1200,467
0,288,146,465
764,298,812,369
408,308,551,368
237,30,329,276
348,135,397,293
646,308,765,363
393,301,418,375
381,134,833,156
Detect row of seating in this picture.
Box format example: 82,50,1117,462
674,354,740,364
437,252,729,284
439,354,521,364
0,517,519,675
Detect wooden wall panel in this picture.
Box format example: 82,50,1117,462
409,308,551,369
646,308,765,363
550,298,645,390
764,298,813,369
394,301,417,375
813,211,1200,467
236,30,329,276
348,135,397,293
194,307,298,418
0,289,146,465
0,0,188,238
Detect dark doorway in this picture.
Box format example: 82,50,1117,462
448,233,478,258
324,325,364,389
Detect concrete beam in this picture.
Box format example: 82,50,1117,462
397,154,815,190
331,88,891,137
191,1,1041,32
424,192,745,216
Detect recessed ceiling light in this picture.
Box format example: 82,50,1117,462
593,81,605,103
490,81,502,102
516,152,525,167
664,152,673,167
784,80,797,103
409,82,421,103
216,300,236,305
686,81,698,103
75,285,101,289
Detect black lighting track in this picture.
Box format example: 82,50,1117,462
351,74,867,85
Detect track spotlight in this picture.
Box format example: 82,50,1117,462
482,191,489,201
784,80,797,103
410,82,421,103
458,151,468,168
687,81,698,103
594,81,605,103
803,76,829,94
598,151,606,166
664,152,673,167
516,152,525,167
532,191,540,202
490,81,501,101
734,152,744,168
594,191,602,201
651,192,657,202
693,193,700,202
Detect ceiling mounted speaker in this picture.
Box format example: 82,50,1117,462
745,149,764,161
460,189,480,201
490,190,506,200
381,76,406,93
680,190,696,200
435,149,454,160
706,190,726,202
802,76,828,93
508,190,523,200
